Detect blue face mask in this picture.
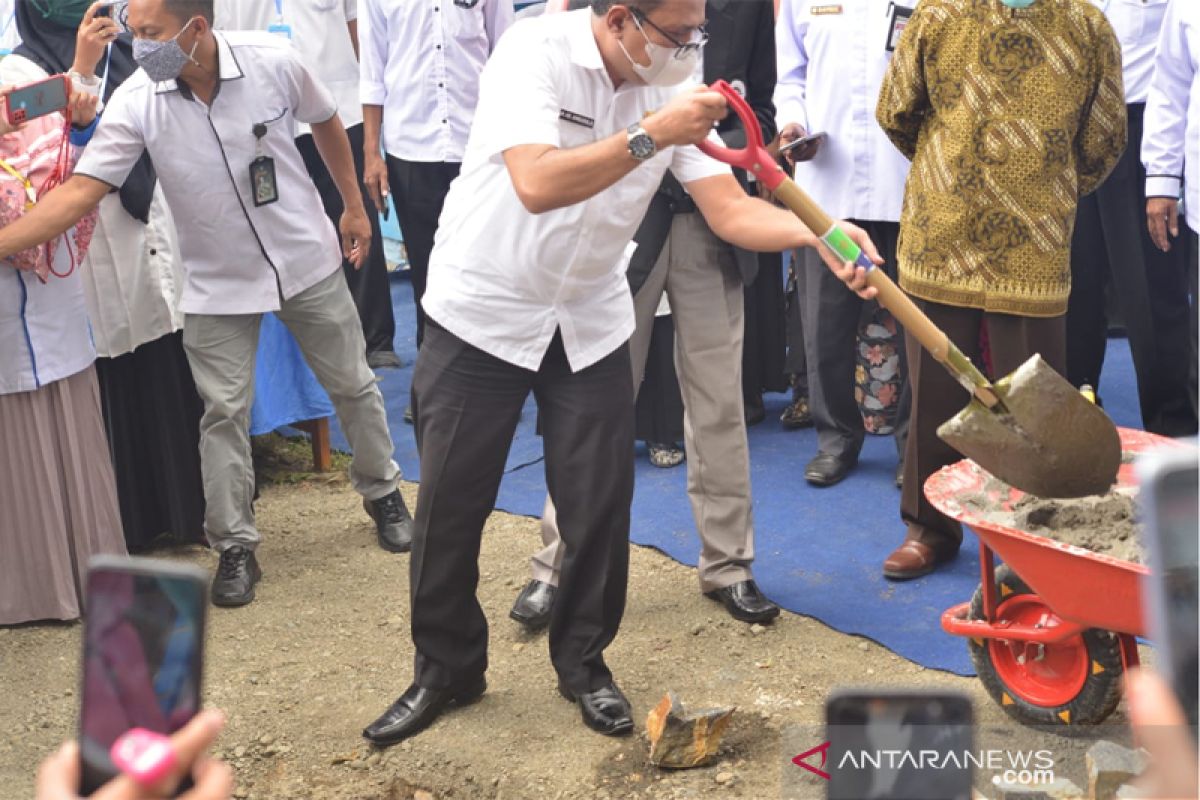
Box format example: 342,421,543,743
999,0,1036,7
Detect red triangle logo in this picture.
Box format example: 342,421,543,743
792,741,832,780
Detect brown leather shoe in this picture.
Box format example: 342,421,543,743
882,540,951,581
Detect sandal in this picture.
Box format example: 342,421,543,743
780,395,813,429
647,442,685,469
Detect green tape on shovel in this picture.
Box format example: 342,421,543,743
821,226,861,264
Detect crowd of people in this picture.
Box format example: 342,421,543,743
1,0,1198,791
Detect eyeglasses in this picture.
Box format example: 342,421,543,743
629,8,708,59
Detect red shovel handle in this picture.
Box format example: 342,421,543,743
695,79,788,192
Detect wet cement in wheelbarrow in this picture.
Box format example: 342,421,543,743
958,457,1142,564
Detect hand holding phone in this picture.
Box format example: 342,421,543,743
780,130,827,163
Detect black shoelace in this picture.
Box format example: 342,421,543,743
376,492,405,524
217,547,250,579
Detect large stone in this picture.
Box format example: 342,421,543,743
646,691,735,769
994,777,1084,800
1086,740,1148,800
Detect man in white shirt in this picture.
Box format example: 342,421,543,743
0,0,414,605
1143,0,1199,426
215,0,401,371
775,0,914,490
1067,0,1196,437
358,0,513,374
361,0,880,745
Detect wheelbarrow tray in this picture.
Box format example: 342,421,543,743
926,428,1172,638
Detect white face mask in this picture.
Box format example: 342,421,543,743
616,13,702,87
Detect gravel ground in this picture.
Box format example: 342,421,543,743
0,457,1134,799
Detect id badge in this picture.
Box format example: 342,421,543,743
886,3,914,52
268,22,292,39
250,156,279,207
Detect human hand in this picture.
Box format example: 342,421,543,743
69,86,99,127
642,86,727,149
1126,668,1198,800
1147,197,1180,253
340,204,372,269
778,121,821,164
73,2,121,79
362,152,389,216
814,220,882,300
35,710,233,800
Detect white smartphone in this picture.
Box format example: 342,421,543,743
1137,444,1199,731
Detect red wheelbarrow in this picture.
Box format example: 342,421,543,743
929,428,1175,727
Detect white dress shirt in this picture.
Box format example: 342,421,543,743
1143,0,1199,232
775,0,914,223
1092,0,1172,104
358,0,514,162
0,54,185,359
422,9,729,373
75,32,344,316
215,0,362,133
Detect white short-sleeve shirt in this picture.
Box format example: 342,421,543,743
422,9,730,373
74,32,342,315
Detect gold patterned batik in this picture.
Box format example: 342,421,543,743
876,0,1126,317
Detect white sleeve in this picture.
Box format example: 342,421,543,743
473,26,562,158
345,0,357,23
358,0,388,105
74,86,147,189
670,130,732,185
1142,0,1192,199
774,0,811,131
281,49,338,124
484,0,515,53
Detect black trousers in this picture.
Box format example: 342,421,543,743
742,251,788,416
409,319,634,694
799,220,910,460
783,253,809,396
1067,103,1197,437
295,124,395,356
385,157,461,348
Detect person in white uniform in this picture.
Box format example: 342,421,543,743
1142,0,1200,426
0,0,412,608
361,0,880,747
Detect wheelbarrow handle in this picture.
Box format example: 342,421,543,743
694,80,789,193
693,82,999,407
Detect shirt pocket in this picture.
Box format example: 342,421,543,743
448,1,485,40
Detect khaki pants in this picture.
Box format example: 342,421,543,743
182,269,401,551
532,213,755,593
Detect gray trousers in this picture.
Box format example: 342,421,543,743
532,212,755,593
182,269,401,551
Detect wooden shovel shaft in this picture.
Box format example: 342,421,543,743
772,180,1002,409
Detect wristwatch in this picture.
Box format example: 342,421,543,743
626,122,657,162
68,70,101,90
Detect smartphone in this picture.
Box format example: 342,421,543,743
3,74,71,126
780,130,828,155
1138,445,1199,732
825,689,974,800
79,556,209,796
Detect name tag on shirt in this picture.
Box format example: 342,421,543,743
559,109,595,129
268,22,292,39
886,3,913,52
810,4,843,15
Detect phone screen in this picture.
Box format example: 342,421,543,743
1149,463,1199,728
79,564,206,794
826,692,974,800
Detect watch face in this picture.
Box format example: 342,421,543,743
629,132,656,160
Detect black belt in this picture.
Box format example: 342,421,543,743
668,193,698,215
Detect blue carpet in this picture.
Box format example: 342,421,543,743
327,276,1144,676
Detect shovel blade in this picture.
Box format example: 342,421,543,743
937,355,1121,498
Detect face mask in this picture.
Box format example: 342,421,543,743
616,13,701,87
29,0,94,28
999,0,1036,7
133,18,200,83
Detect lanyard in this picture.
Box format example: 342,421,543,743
274,0,283,18
0,157,36,209
99,44,114,99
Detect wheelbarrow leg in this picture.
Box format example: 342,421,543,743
979,542,999,621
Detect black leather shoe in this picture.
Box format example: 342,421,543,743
403,404,414,425
804,452,857,487
362,676,487,747
364,490,414,553
509,579,556,631
366,350,403,370
705,579,781,624
211,546,261,607
558,681,634,736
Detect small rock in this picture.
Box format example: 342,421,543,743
349,760,367,771
858,641,869,651
690,624,704,636
234,746,246,759
714,771,735,785
366,753,381,767
1087,740,1147,800
259,735,275,746
646,691,735,769
512,643,525,653
233,789,249,799
414,791,435,800
749,624,766,636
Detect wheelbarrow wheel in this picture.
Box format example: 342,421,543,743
968,564,1124,727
